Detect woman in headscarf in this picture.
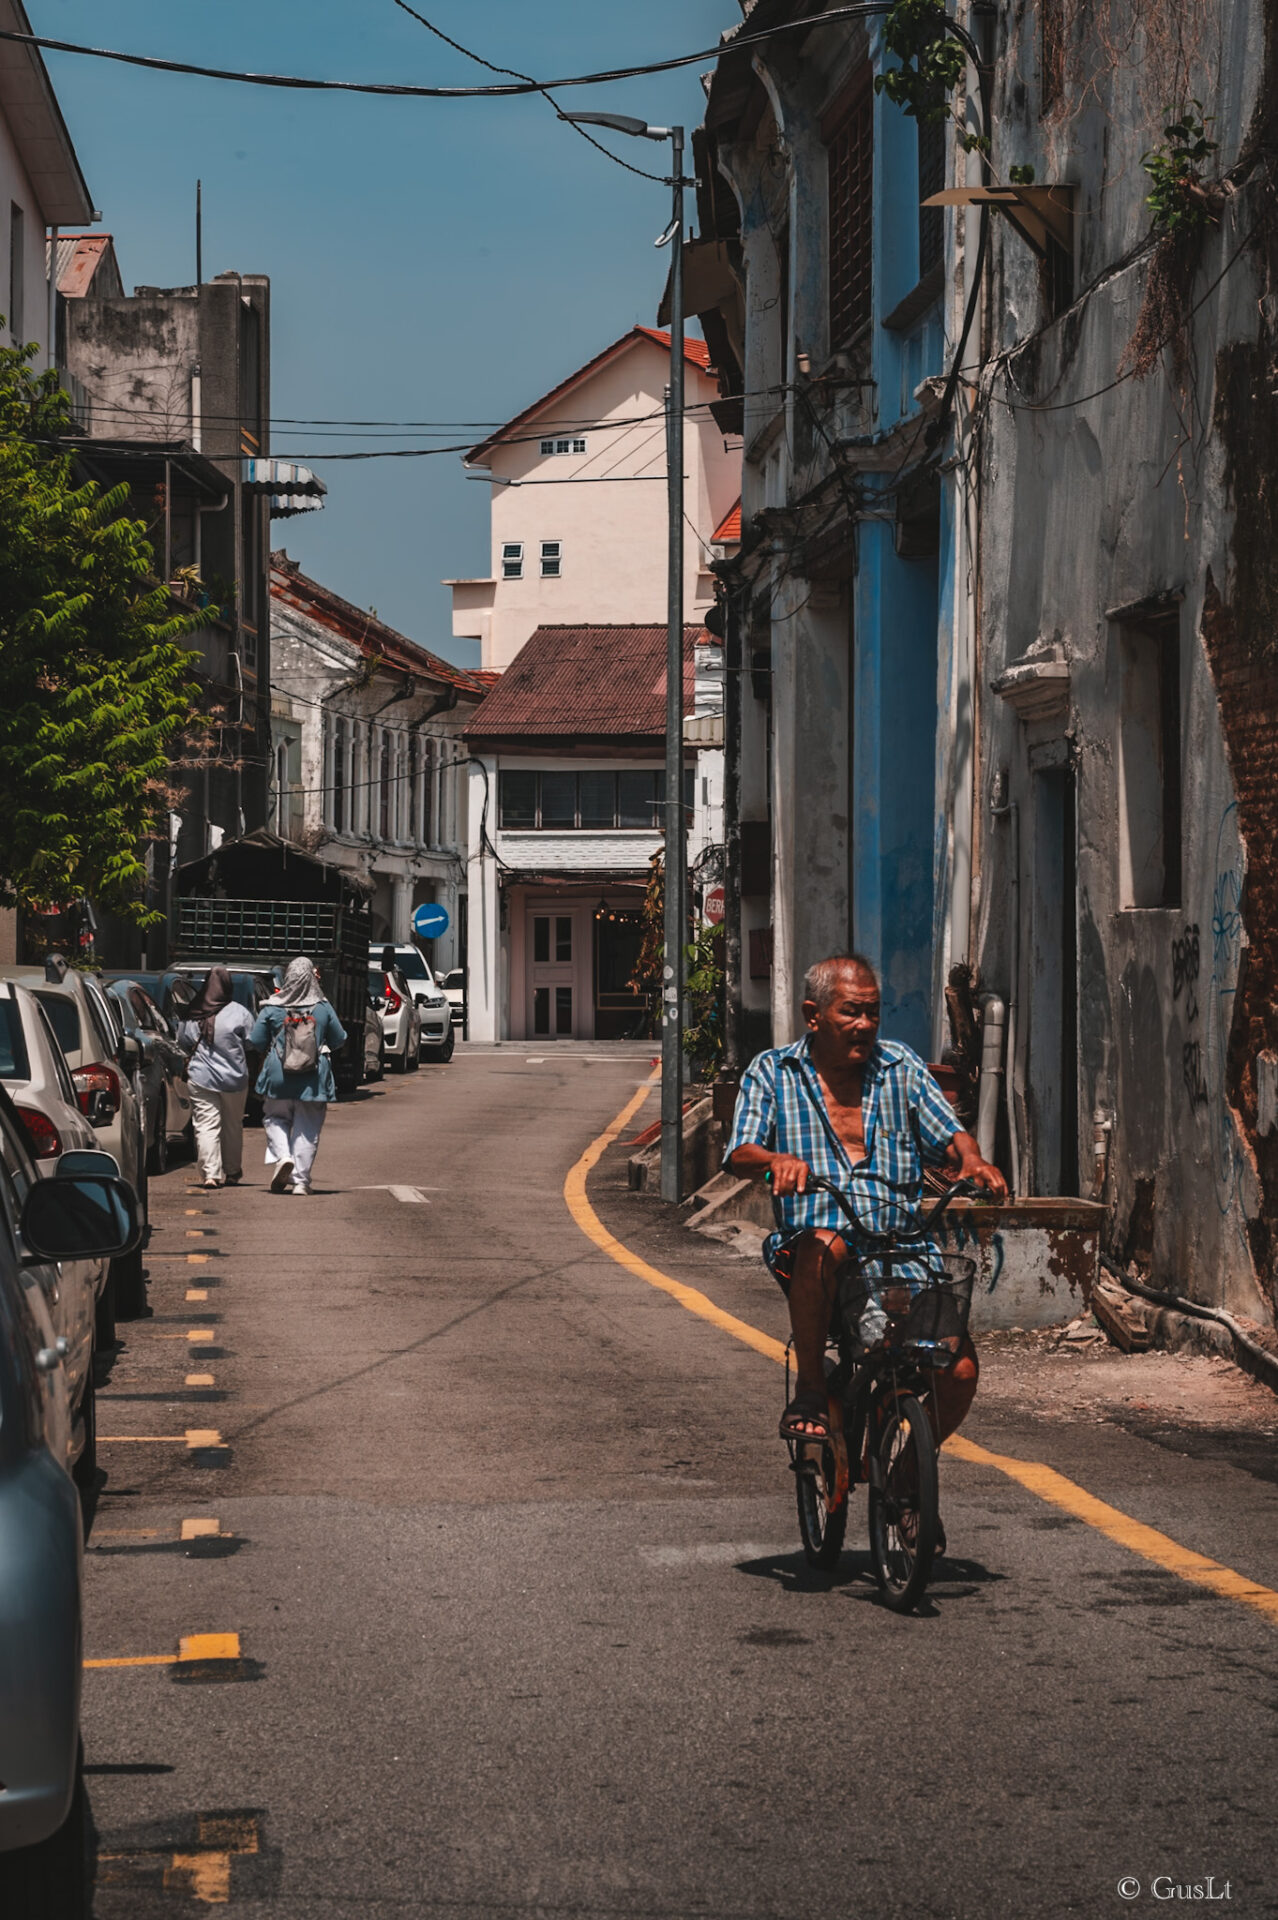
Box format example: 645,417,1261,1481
248,956,348,1195
178,964,257,1190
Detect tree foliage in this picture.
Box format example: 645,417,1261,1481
0,339,207,918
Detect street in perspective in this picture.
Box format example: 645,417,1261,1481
1,2,1277,1917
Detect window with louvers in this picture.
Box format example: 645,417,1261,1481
827,80,874,347
918,117,945,281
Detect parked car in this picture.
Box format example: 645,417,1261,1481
370,944,454,1061
0,983,109,1454
436,967,466,1030
368,962,422,1072
0,964,149,1318
0,1100,142,1915
105,979,194,1175
363,997,387,1082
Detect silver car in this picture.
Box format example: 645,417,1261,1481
0,982,107,1478
0,964,150,1317
0,1087,142,1913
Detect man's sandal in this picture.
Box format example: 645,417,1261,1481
779,1393,832,1442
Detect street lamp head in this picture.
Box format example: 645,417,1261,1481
559,110,673,141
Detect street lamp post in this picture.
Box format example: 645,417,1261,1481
562,112,688,1203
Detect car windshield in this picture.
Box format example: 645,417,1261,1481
33,991,80,1055
368,969,387,997
394,949,431,980
445,971,464,990
0,1000,30,1080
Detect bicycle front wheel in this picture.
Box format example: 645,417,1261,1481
868,1392,938,1611
795,1443,848,1569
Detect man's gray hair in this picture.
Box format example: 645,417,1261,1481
802,953,880,1011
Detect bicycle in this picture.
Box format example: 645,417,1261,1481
772,1173,987,1612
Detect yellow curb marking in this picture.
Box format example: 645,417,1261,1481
101,1812,259,1904
188,1328,215,1342
185,1229,213,1238
187,1253,210,1264
186,1288,209,1302
186,1372,215,1387
566,1075,1278,1632
181,1517,221,1541
98,1430,223,1448
185,1429,224,1449
85,1632,242,1670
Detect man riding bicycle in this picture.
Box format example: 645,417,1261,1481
725,952,1007,1444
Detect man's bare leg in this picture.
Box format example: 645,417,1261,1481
784,1229,847,1436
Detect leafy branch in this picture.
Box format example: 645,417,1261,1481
875,0,987,154
1142,103,1220,235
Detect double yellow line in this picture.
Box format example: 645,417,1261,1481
565,1073,1278,1629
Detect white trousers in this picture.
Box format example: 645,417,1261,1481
189,1085,246,1184
261,1097,328,1190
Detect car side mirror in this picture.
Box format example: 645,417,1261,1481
117,1032,141,1069
21,1173,142,1262
56,1148,122,1180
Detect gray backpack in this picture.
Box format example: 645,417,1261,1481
279,1010,319,1073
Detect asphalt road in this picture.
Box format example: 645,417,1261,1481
83,1047,1278,1918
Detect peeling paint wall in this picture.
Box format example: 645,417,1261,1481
973,0,1270,1315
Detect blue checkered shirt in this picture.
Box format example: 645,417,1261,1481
724,1036,960,1246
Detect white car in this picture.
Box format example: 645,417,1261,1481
368,962,422,1073
370,944,455,1061
436,968,465,1030
0,964,149,1318
0,983,104,1487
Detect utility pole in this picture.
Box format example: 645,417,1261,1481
560,111,688,1201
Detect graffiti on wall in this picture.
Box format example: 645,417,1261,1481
1209,802,1246,1221
1170,920,1209,1107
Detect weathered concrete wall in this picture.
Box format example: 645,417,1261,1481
972,0,1270,1314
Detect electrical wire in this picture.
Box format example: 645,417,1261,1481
389,0,671,183
0,7,900,101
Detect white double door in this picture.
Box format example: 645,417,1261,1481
525,905,588,1040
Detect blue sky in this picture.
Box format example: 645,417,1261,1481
36,0,731,664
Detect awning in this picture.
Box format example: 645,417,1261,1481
243,458,327,519
922,185,1074,259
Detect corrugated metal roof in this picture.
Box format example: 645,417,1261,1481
48,232,122,299
465,326,715,467
463,624,701,743
711,499,742,544
270,554,489,697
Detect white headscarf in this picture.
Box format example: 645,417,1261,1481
269,954,323,1009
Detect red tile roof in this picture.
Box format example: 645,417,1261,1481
270,553,489,696
711,499,742,544
463,624,702,744
465,326,715,466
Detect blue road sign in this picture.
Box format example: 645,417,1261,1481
412,901,451,941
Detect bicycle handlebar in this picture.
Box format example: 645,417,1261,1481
768,1169,998,1242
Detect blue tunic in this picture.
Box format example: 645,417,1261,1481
249,1000,348,1103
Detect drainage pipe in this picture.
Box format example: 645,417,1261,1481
1099,1253,1278,1392
989,777,1021,1195
975,992,1005,1165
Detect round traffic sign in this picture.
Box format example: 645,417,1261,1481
412,901,451,940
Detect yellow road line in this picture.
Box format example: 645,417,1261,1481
85,1632,242,1671
565,1077,1278,1631
186,1288,209,1301
84,1653,175,1669
99,1434,190,1444
186,1372,215,1387
187,1329,215,1342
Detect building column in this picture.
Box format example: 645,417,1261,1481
392,875,413,943
466,759,500,1041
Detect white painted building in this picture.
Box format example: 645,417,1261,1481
269,553,489,971
448,326,741,671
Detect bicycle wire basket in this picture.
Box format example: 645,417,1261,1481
839,1246,976,1348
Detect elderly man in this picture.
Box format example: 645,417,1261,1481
725,952,1006,1441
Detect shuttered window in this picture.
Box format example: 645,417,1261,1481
827,76,874,347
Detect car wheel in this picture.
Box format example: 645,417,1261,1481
94,1271,116,1350
427,1026,456,1063
112,1244,147,1320
147,1105,169,1177
0,1740,93,1919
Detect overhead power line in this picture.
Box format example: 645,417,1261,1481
0,7,893,101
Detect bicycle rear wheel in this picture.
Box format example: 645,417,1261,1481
868,1392,938,1611
795,1443,848,1568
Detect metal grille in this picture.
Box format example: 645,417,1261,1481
828,84,874,347
918,117,945,281
176,899,342,956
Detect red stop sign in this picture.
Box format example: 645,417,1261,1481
704,885,725,925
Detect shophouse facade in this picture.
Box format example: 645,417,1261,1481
269,554,487,972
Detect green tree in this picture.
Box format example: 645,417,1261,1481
0,338,207,919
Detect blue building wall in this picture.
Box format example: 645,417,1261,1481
850,75,948,1058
